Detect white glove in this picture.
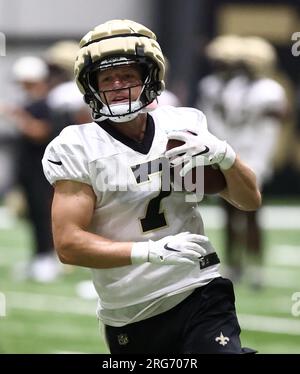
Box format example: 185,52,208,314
131,232,211,266
165,130,236,176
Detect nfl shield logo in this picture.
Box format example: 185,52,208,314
117,333,129,345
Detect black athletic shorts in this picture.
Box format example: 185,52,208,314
105,277,256,354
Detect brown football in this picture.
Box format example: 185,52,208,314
166,138,227,194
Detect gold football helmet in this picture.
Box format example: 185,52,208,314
74,19,165,122
206,35,243,65
241,37,276,75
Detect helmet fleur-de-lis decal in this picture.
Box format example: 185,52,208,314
215,332,230,346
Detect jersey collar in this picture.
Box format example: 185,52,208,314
96,114,155,154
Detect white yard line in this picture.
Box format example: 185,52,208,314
258,206,300,230
4,291,300,336
262,267,300,289
262,276,300,290
200,205,300,230
1,205,300,230
267,245,300,267
6,291,96,316
239,314,300,336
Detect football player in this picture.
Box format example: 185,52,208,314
198,36,287,286
7,56,59,282
42,20,261,353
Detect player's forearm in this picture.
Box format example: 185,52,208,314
220,156,262,211
54,227,133,268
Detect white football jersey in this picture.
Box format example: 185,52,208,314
198,74,286,186
222,76,286,186
197,74,229,140
42,106,220,325
157,89,181,107
47,81,86,112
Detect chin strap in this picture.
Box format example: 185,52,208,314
94,102,156,123
99,100,142,123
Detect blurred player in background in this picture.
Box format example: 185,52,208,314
197,35,244,140
0,108,19,202
1,56,60,282
197,36,287,287
45,40,91,130
42,19,261,353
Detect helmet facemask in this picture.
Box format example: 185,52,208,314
85,56,157,123
97,84,146,123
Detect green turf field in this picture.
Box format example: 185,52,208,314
0,205,299,354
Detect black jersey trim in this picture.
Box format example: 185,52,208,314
96,114,155,154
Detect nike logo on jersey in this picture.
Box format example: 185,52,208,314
194,146,210,157
48,159,63,165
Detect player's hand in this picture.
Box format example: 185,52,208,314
165,129,236,176
131,232,212,266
